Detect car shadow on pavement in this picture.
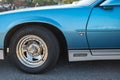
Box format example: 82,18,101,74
0,57,120,80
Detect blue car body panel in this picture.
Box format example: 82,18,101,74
87,5,120,48
0,5,93,49
0,0,120,51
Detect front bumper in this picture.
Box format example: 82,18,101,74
0,49,4,60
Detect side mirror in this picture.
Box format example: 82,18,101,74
100,6,113,10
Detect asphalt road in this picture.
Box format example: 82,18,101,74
0,56,120,80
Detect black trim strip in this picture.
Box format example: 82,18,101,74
85,5,95,55
95,0,105,7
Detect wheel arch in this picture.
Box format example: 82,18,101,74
4,22,68,57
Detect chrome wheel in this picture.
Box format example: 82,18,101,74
16,35,48,68
10,27,59,73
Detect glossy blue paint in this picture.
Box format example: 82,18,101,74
87,4,120,48
0,4,93,49
0,0,119,51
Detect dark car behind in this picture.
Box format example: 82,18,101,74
0,5,10,12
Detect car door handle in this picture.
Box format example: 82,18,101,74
101,6,113,10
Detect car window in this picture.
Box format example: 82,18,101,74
75,0,97,6
101,0,120,6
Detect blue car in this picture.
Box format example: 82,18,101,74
0,0,120,73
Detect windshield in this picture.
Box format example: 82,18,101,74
75,0,97,6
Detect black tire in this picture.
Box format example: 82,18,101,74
9,25,60,73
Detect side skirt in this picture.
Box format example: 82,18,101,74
0,49,4,60
68,49,120,62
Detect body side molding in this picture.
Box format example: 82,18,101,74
68,49,120,62
92,49,120,55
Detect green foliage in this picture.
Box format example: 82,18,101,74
24,0,34,7
2,0,14,3
32,0,57,6
0,0,80,6
32,0,79,6
6,0,13,3
62,0,79,4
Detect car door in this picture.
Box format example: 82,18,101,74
87,0,120,55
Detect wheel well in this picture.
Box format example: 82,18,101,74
4,22,68,58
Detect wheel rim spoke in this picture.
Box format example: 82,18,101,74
22,45,28,52
26,53,33,62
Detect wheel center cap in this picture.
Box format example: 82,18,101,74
27,43,43,56
28,44,38,54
